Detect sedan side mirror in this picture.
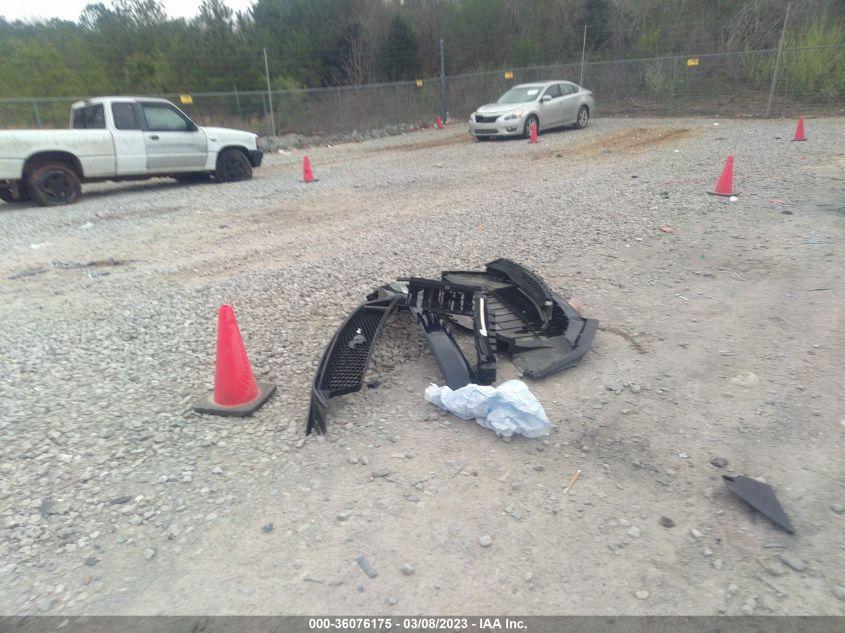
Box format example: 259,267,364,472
540,95,552,103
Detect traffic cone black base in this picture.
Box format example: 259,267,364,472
194,382,276,417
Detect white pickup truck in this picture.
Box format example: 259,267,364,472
0,96,263,206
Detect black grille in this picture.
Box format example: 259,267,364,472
321,308,385,396
475,114,499,123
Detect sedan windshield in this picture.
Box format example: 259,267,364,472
497,86,542,104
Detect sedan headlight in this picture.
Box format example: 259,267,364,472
503,111,523,120
470,113,476,122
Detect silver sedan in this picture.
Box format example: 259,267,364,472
468,81,595,140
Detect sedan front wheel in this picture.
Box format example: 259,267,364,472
523,115,539,139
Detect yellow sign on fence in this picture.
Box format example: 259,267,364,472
686,58,699,67
504,71,514,80
415,79,423,88
179,94,193,104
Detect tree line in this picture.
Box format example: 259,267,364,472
0,0,843,98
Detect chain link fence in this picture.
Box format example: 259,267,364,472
1,46,842,135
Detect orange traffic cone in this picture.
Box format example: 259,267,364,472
792,117,807,141
194,305,275,417
302,156,315,182
710,155,736,197
435,116,444,129
529,120,538,144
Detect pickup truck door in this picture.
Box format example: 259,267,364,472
109,102,147,175
139,102,207,172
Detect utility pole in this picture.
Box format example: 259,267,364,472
263,47,276,136
766,3,790,118
579,25,588,86
439,39,446,124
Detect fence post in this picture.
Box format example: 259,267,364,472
263,47,276,135
579,25,588,86
668,56,678,116
32,100,42,128
335,88,342,133
766,4,791,117
439,39,446,122
232,84,244,127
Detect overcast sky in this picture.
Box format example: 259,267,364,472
0,0,256,22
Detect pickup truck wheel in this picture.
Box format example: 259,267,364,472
27,164,81,206
215,149,253,183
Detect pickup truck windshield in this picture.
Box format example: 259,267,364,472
72,105,105,129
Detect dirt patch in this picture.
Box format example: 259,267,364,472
538,126,695,161
598,324,649,354
378,132,474,153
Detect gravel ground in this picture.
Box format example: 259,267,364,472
0,117,843,616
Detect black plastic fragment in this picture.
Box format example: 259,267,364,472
307,297,399,435
723,475,795,534
411,309,473,390
472,293,497,385
442,260,597,379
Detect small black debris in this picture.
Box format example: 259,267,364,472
356,555,378,578
84,557,99,567
109,495,133,505
723,475,795,534
658,516,676,528
262,522,274,533
366,379,381,389
710,457,728,469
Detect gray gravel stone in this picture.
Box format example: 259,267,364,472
400,563,415,576
387,596,398,606
38,597,55,612
356,555,378,578
830,503,844,515
758,557,786,576
777,552,807,572
478,535,492,548
831,586,845,602
143,548,156,561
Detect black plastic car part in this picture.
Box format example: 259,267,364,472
723,475,795,534
307,296,399,435
442,260,598,379
406,277,497,388
472,293,497,385
306,259,597,435
410,309,473,389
